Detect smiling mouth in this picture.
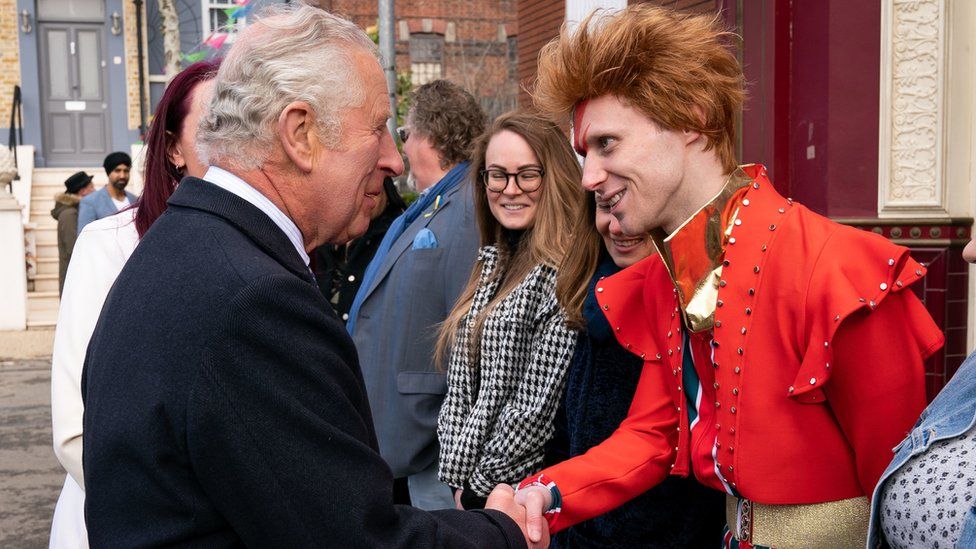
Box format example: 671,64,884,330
502,204,527,211
611,236,645,250
606,189,626,211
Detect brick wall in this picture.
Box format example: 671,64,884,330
845,220,973,399
516,0,563,107
513,0,722,108
631,0,718,11
0,0,21,123
906,243,971,400
124,0,148,132
325,0,519,119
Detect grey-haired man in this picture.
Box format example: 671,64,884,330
81,5,540,548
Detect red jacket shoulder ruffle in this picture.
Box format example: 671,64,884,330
531,165,944,531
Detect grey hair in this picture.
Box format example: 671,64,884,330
197,3,379,171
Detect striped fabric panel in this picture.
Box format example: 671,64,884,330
683,330,739,497
681,331,702,430
712,442,738,496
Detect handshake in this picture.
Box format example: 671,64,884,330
479,484,555,549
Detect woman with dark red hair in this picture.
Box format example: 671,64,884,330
49,60,219,548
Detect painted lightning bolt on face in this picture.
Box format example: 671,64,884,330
572,99,591,157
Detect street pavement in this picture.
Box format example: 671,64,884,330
0,358,63,548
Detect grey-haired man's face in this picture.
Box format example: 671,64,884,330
295,52,404,247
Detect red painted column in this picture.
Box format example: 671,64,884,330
737,0,967,396
738,0,880,217
737,0,791,196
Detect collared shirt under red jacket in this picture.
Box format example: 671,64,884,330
533,165,945,532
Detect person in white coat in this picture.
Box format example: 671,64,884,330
48,61,218,548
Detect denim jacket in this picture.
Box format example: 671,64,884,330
867,350,976,548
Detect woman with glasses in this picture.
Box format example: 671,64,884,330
436,110,585,510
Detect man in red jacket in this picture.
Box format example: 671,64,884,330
514,5,944,548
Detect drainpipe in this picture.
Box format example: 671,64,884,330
378,0,397,135
133,0,148,139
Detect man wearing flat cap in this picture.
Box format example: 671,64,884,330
77,151,137,234
51,171,95,294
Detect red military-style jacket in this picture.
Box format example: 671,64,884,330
532,165,945,532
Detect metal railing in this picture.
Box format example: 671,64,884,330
6,85,23,194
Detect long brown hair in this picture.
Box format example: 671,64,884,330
435,110,585,367
554,191,602,330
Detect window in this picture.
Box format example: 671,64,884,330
410,62,442,86
37,0,104,22
202,0,245,40
409,33,444,86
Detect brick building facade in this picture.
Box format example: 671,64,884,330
0,0,22,128
4,0,145,166
516,0,561,107
323,0,519,119
1,1,520,166
123,0,143,132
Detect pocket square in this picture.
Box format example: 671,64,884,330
412,228,438,249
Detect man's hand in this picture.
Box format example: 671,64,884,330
454,488,464,510
486,484,549,549
512,484,552,546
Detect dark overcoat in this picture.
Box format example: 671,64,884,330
82,178,524,548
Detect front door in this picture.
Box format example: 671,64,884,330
38,22,112,166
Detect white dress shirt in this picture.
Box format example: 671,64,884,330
203,166,310,266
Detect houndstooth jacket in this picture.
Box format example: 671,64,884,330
438,245,577,497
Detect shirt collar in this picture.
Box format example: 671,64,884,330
650,167,752,333
203,166,310,266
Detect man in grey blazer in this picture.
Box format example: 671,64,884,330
77,151,138,233
348,80,484,510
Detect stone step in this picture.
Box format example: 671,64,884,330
30,209,58,223
33,228,56,246
27,291,61,328
31,195,55,212
32,184,110,201
32,184,65,196
35,241,58,260
33,274,59,293
27,319,58,330
32,167,105,183
26,313,58,329
28,290,59,302
30,169,110,219
36,257,59,276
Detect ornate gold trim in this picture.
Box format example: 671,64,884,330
652,169,752,333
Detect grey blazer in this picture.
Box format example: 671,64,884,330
353,179,480,478
77,186,138,234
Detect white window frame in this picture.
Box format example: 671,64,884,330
410,62,443,86
200,0,245,43
565,0,626,31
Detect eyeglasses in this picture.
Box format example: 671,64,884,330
396,126,410,143
480,168,545,193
